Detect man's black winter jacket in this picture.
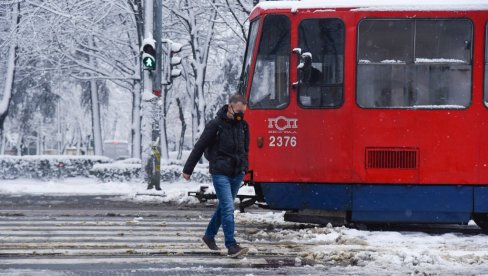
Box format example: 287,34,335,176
183,105,249,177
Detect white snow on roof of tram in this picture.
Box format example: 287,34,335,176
254,0,488,12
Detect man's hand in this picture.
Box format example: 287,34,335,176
182,172,191,181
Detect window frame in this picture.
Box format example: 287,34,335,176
239,17,260,97
355,17,474,110
247,13,292,110
297,17,346,110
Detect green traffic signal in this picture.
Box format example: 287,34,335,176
143,56,156,70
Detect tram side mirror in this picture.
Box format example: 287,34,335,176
297,52,312,86
292,48,302,56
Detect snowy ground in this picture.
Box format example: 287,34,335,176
1,178,488,275
236,212,488,275
0,177,209,205
0,177,256,206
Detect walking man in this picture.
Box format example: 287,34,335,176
182,93,249,258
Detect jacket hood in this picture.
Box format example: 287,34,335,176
217,104,231,121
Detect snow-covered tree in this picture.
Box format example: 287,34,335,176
162,0,251,153
0,2,20,154
0,0,253,161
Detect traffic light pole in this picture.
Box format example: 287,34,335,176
143,0,153,94
154,0,162,92
142,0,161,190
149,0,163,189
143,0,181,190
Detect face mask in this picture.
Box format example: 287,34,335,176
231,105,244,121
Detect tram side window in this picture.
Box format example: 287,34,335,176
249,15,290,109
298,19,344,108
239,19,259,96
357,19,472,109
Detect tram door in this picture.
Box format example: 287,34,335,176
245,14,350,183
289,17,350,182
245,14,294,182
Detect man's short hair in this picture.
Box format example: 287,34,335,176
228,93,247,105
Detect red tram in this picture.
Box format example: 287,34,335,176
239,0,488,229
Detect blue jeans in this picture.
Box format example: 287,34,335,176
204,173,244,248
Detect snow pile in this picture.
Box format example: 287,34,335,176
0,178,140,196
358,59,372,64
412,105,466,109
119,182,202,206
0,155,112,180
0,177,204,205
359,59,406,64
236,211,292,227
237,211,488,274
415,58,466,63
380,59,405,64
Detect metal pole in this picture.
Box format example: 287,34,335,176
154,0,162,92
156,0,170,162
57,101,61,154
149,0,162,190
142,0,159,189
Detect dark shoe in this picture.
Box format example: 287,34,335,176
227,244,249,258
202,235,219,251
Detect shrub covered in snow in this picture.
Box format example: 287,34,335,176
114,158,142,164
159,164,211,183
0,155,112,180
90,160,142,182
0,155,212,183
90,159,211,183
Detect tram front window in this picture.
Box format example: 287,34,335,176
298,19,344,108
239,19,259,96
249,15,290,109
357,19,472,109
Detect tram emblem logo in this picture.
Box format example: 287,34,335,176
268,116,298,131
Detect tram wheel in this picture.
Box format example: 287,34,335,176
473,213,488,232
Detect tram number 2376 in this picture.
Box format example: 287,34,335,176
269,135,297,147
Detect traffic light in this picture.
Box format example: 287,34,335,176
141,38,156,70
162,39,183,84
169,41,183,79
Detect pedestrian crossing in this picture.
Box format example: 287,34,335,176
0,208,317,275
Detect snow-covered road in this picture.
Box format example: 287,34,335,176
1,178,487,275
0,195,321,275
237,212,488,275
